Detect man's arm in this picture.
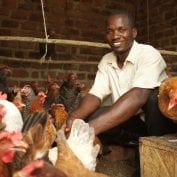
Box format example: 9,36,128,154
89,87,152,135
66,94,101,130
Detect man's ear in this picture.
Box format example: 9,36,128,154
132,27,137,39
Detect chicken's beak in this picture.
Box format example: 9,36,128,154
10,141,28,153
168,103,174,110
168,96,177,110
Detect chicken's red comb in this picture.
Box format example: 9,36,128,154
0,131,23,144
0,92,7,100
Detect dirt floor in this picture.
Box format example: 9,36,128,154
96,145,139,177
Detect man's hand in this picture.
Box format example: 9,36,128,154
63,115,77,137
64,118,74,133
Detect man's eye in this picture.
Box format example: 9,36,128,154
119,28,126,33
106,29,113,34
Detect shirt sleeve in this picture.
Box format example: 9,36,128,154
89,58,111,101
132,47,168,88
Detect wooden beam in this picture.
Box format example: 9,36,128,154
0,36,177,56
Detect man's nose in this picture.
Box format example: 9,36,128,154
112,30,121,39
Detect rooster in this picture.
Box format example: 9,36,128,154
0,131,27,177
48,119,108,177
158,76,177,120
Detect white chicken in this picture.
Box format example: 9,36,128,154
0,99,23,132
49,119,108,177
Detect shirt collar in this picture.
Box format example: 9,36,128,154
126,40,139,64
107,40,139,68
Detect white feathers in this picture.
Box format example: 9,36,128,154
0,100,23,132
67,119,100,171
48,119,100,171
48,147,57,165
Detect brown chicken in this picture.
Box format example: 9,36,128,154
50,104,68,130
158,76,177,120
44,82,60,111
30,91,47,113
12,112,56,173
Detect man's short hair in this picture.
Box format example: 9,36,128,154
108,9,136,28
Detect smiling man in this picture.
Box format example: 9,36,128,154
66,10,176,145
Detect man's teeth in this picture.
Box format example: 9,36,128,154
113,42,121,46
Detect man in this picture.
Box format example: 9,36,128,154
66,10,176,142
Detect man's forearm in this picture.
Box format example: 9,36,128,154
89,88,152,135
68,94,101,121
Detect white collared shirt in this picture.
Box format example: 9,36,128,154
89,41,168,103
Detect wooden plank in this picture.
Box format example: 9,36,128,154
140,134,177,177
0,36,177,56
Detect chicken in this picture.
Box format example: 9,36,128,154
0,131,27,177
20,85,36,121
0,102,6,131
12,112,56,172
158,76,177,120
30,81,40,96
12,89,26,112
0,64,12,99
13,160,67,177
0,99,23,132
58,72,84,113
44,82,60,111
50,104,68,130
94,136,103,157
30,91,47,113
49,119,108,177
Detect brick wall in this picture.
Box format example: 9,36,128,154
0,0,177,88
136,0,177,51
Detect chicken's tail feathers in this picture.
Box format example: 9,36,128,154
22,112,48,133
67,119,100,171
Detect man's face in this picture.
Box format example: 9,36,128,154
106,14,137,55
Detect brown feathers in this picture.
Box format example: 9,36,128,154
158,76,177,120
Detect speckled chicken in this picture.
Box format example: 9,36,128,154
58,72,84,113
158,76,177,120
20,85,36,121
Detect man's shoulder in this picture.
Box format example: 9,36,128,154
135,41,159,54
98,51,116,67
101,51,115,62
